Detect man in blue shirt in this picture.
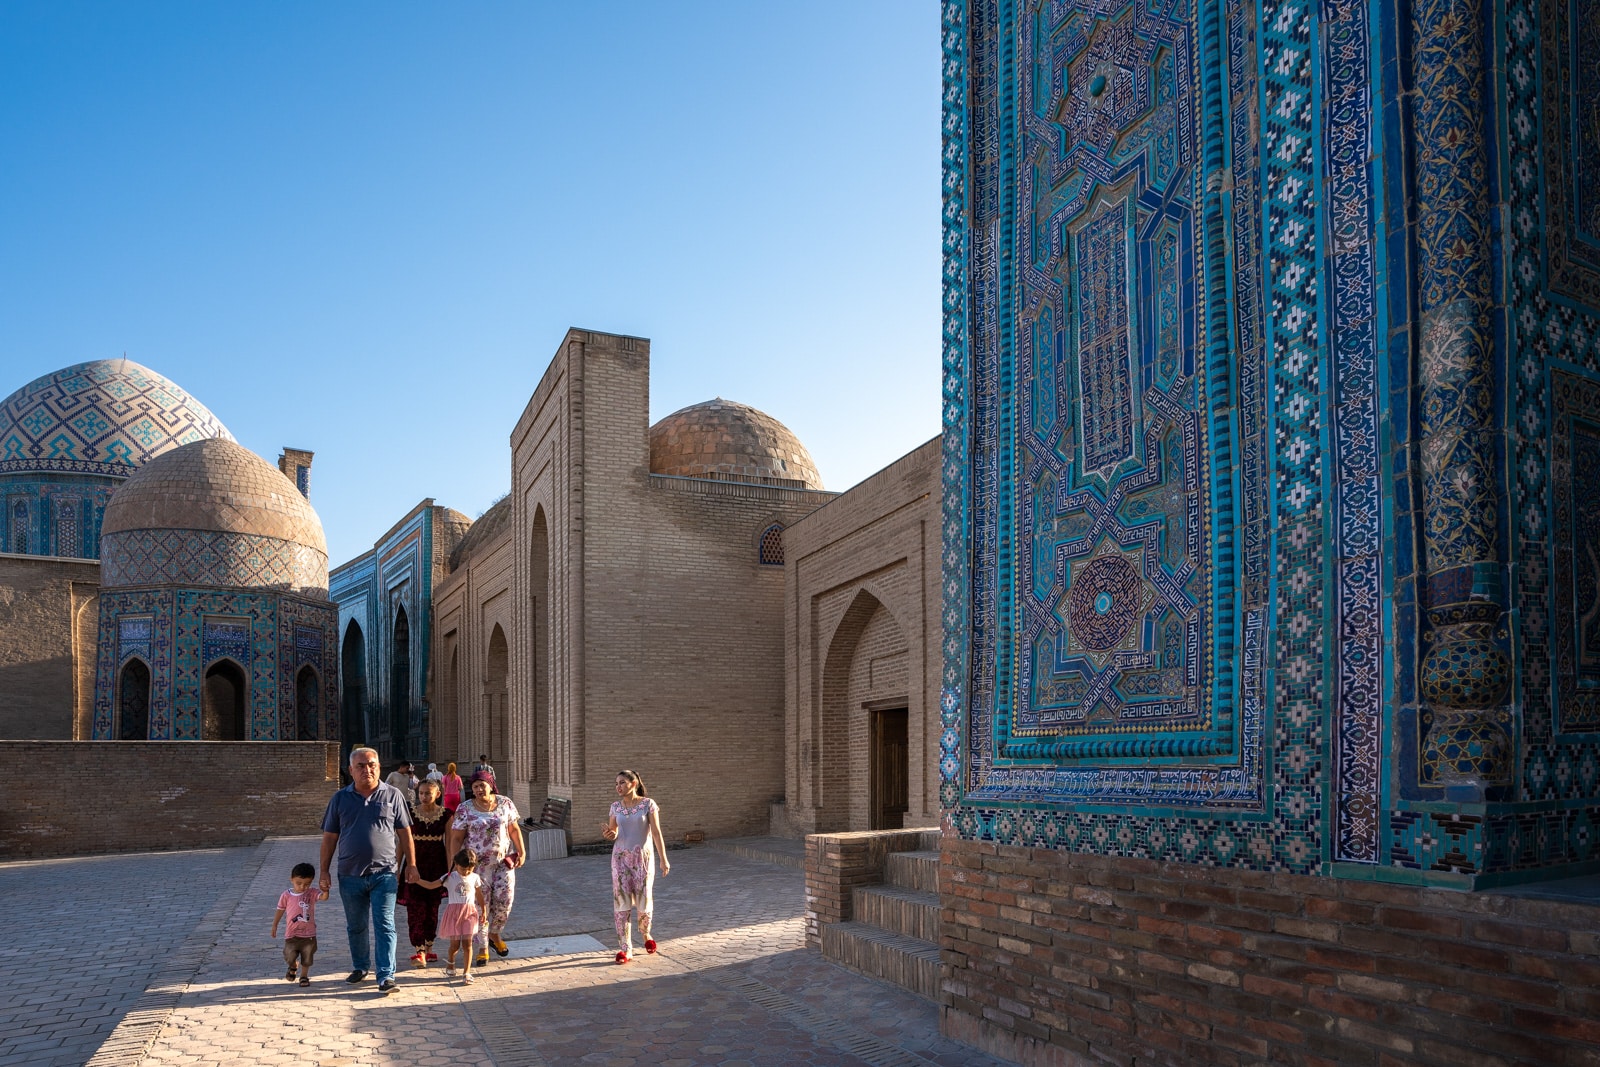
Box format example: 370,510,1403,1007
319,746,417,995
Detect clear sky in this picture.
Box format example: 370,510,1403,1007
0,3,942,566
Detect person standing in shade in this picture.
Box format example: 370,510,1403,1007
440,762,464,810
385,760,417,804
319,746,417,995
601,769,670,964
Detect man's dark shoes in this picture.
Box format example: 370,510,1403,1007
378,979,398,995
345,970,367,984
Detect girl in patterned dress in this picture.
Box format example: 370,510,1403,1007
445,770,525,965
600,769,670,963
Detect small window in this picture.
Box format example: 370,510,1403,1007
10,499,27,554
759,523,785,566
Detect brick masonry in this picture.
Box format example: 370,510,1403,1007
0,740,340,859
0,553,100,739
805,828,941,945
940,836,1600,1067
781,437,942,835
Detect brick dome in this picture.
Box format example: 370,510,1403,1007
100,438,329,595
648,398,823,490
0,359,232,478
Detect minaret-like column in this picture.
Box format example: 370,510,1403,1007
1412,0,1510,793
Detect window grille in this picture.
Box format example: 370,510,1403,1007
759,523,784,566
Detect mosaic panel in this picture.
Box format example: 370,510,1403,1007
281,601,339,742
54,498,80,558
1542,0,1600,302
1551,372,1600,732
0,360,232,478
944,0,1358,877
93,591,176,739
174,593,277,740
101,528,328,596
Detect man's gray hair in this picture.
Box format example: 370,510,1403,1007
349,745,380,765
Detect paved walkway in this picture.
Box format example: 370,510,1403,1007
2,837,1012,1067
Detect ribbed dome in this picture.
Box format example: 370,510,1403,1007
103,439,327,552
0,359,232,478
648,398,823,490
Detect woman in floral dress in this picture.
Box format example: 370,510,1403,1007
445,770,525,963
600,769,670,963
399,778,454,967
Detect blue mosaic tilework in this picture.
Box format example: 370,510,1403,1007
93,587,335,741
0,360,232,478
944,0,1381,876
0,479,115,558
101,527,329,596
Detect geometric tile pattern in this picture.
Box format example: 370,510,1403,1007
0,359,232,478
92,588,337,742
101,528,329,598
0,479,117,559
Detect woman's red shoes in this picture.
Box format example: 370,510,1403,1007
644,939,657,954
615,950,630,965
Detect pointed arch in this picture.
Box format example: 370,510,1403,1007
485,623,509,768
530,504,550,782
818,587,909,830
341,620,367,766
118,657,151,741
202,659,248,740
391,603,411,759
296,665,321,740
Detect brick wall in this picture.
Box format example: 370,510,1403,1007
0,741,340,859
783,438,941,835
941,836,1600,1067
0,554,100,739
806,828,940,945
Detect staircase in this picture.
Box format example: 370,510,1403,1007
819,842,942,1000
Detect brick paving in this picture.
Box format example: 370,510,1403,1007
8,836,1012,1066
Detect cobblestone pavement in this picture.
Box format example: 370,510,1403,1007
13,836,1012,1067
0,846,267,1067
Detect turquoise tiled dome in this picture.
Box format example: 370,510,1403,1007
0,359,233,478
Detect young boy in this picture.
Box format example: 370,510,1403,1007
271,862,327,986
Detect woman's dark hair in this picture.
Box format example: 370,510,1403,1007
453,848,478,870
291,862,315,879
617,769,647,797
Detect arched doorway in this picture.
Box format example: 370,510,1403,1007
485,624,508,768
819,589,910,830
296,665,320,740
391,605,411,760
202,660,248,740
341,622,366,768
118,658,150,741
531,505,549,782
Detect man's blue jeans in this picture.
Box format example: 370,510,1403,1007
338,870,399,983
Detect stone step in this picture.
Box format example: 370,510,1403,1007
886,849,940,893
852,884,940,942
820,921,942,1001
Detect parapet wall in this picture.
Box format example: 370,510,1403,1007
941,837,1600,1067
0,741,340,859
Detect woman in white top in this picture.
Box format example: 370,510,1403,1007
601,769,670,963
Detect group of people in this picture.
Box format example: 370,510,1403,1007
271,747,668,994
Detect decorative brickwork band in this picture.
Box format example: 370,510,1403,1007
1413,0,1509,788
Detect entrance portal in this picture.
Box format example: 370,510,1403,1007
202,660,248,740
870,707,909,830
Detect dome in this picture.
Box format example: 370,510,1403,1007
648,397,823,490
0,359,233,478
449,495,511,572
100,439,329,595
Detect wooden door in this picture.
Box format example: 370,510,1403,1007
871,708,909,830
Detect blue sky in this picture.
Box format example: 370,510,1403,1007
0,3,942,565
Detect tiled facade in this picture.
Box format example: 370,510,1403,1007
942,0,1600,1059
0,360,233,561
328,502,470,768
90,439,338,743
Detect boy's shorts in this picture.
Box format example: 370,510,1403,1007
282,936,317,968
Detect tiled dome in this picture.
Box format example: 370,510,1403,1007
0,359,233,478
100,439,329,595
648,398,823,490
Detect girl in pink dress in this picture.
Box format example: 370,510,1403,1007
601,769,670,963
414,848,486,983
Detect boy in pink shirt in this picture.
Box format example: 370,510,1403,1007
271,862,327,986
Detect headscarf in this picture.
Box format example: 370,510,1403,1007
469,768,497,793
